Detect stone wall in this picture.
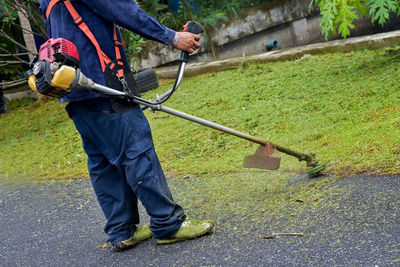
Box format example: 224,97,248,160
134,0,318,70
133,0,400,70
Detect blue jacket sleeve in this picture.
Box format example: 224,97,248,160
80,0,176,45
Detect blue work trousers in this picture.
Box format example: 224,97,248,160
65,98,185,244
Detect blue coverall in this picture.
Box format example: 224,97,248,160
39,0,186,245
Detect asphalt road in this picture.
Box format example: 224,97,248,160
1,175,399,266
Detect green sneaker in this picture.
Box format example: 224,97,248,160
156,218,214,245
113,224,153,252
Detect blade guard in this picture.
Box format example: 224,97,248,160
243,143,281,170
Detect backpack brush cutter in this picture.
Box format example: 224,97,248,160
24,21,326,178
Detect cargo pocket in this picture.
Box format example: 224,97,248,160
135,173,169,216
122,105,153,159
125,149,157,200
125,143,153,161
126,149,173,218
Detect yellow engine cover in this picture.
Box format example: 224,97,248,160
51,65,76,90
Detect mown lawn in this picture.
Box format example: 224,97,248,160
150,47,400,177
0,47,399,183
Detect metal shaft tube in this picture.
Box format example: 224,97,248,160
93,83,126,96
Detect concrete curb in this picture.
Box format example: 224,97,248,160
156,30,400,79
4,89,38,102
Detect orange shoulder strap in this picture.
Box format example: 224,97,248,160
114,26,124,61
45,0,61,19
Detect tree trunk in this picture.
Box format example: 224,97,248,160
17,9,37,60
17,7,48,104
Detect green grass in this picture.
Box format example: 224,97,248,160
0,100,86,180
0,47,399,185
149,47,400,177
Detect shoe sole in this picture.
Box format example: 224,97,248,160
114,234,153,252
156,224,213,245
113,226,153,252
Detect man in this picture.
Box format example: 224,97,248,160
39,0,213,252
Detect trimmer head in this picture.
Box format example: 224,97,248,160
243,143,281,170
307,164,326,176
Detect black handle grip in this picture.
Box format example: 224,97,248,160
184,21,203,34
180,21,203,63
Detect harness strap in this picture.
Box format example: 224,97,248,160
45,0,60,19
63,0,111,71
114,27,123,61
46,0,124,75
113,27,125,77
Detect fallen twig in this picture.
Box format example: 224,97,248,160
259,232,306,239
273,232,306,237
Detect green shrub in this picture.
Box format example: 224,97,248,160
311,0,400,40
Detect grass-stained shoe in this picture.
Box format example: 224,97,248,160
156,218,213,245
113,224,153,252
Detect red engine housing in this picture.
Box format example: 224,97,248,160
38,38,80,67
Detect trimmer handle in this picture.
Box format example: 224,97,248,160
180,21,203,63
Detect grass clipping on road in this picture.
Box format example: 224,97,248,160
0,47,399,183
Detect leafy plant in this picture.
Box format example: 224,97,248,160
311,0,400,40
367,0,399,25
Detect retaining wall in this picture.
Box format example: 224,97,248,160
133,0,400,70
